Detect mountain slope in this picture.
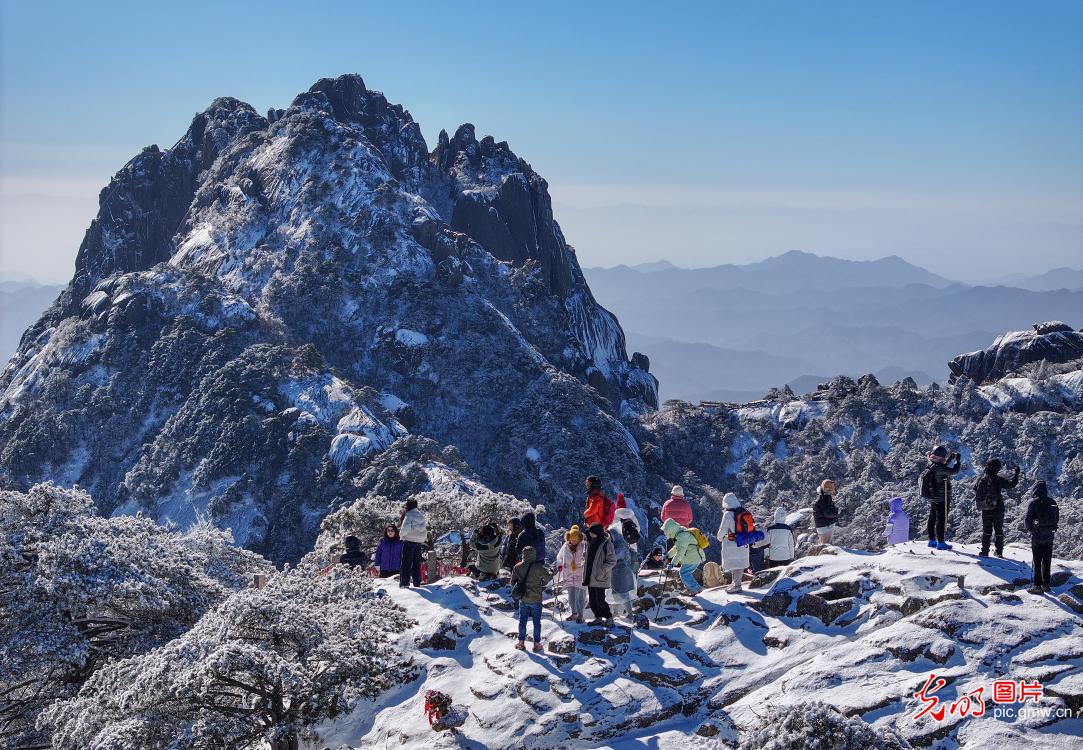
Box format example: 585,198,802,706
0,75,655,562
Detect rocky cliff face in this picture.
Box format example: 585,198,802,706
948,322,1083,385
0,74,655,562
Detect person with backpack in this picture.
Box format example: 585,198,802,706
511,546,554,652
606,515,636,620
583,476,616,529
813,480,839,544
883,498,910,547
517,511,547,563
338,535,370,568
717,493,762,593
501,516,524,572
469,523,502,580
976,459,1020,558
661,518,706,595
398,498,428,588
1024,481,1059,594
373,524,403,578
661,485,693,528
920,445,962,550
555,526,587,623
760,508,796,567
583,523,617,626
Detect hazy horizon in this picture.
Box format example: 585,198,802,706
2,2,1081,284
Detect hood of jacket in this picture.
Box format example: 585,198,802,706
521,511,537,530
661,518,683,538
723,493,741,510
520,546,538,564
772,508,787,524
1032,482,1050,501
613,507,639,529
889,497,904,513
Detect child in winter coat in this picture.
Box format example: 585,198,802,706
338,535,370,568
373,525,403,578
583,523,617,626
398,499,428,588
813,480,839,544
883,498,909,547
661,485,693,528
511,546,555,652
717,493,751,592
555,526,588,622
470,523,502,580
1024,481,1059,594
661,518,704,595
759,508,796,567
606,517,636,619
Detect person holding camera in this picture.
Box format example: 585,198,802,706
975,458,1020,558
919,445,962,550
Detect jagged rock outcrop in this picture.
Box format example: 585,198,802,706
948,321,1083,385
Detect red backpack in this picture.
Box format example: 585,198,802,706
602,495,616,527
727,508,756,540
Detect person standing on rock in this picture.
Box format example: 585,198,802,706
920,445,962,550
469,523,502,581
583,476,615,529
555,526,588,623
583,523,616,626
882,498,909,547
717,493,752,592
976,459,1020,558
606,514,636,621
813,480,839,544
761,508,796,567
517,511,547,563
501,516,524,572
398,498,428,588
661,485,693,528
511,546,554,652
662,518,705,595
373,524,403,578
1024,481,1059,594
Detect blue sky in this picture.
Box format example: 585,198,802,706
1,0,1080,281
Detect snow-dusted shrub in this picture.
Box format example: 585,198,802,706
739,702,911,750
42,567,415,750
0,482,270,749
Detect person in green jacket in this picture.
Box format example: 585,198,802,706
512,546,555,652
662,518,705,595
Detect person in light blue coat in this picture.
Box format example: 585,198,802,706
606,519,636,618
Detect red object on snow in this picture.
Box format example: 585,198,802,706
616,492,627,509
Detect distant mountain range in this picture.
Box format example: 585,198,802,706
0,281,64,362
584,253,1081,402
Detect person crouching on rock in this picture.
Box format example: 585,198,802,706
813,480,839,544
662,518,704,596
512,546,554,653
373,524,402,578
583,523,616,626
641,546,666,574
883,498,909,547
338,535,370,568
555,525,588,623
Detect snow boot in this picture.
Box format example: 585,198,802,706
532,642,545,653
514,641,526,651
588,618,604,626
928,540,937,548
604,618,614,628
727,581,743,593
1027,586,1043,595
978,550,988,557
936,542,952,551
1041,585,1052,593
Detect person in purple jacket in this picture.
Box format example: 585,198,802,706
883,497,910,546
374,523,403,578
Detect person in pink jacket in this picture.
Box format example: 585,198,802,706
660,485,693,528
555,525,587,623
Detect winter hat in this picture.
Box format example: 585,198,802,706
521,511,537,530
649,546,664,559
587,522,606,539
931,445,949,460
671,485,685,498
614,507,640,530
889,497,904,513
723,492,741,510
985,459,1002,475
586,475,602,490
1032,481,1049,501
565,525,583,543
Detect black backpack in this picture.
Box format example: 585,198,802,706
1034,501,1060,530
974,476,995,512
621,518,640,545
920,467,937,499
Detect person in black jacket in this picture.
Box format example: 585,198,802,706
517,511,547,563
1024,481,1059,594
501,516,524,572
921,445,962,550
976,458,1020,558
813,480,839,544
338,535,369,568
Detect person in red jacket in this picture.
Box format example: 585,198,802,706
661,485,693,528
583,475,615,528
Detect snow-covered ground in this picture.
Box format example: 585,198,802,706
309,542,1083,749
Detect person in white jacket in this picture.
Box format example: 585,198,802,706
757,508,796,567
398,498,428,588
716,493,750,592
555,525,588,622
